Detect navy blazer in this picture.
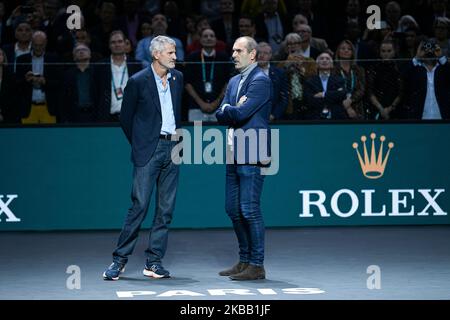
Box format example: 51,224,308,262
216,66,272,165
120,67,184,167
268,66,289,120
304,74,347,120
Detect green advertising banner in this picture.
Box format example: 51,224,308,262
1,123,449,231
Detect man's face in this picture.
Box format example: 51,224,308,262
154,43,177,70
292,15,308,32
220,0,234,13
32,35,47,56
263,0,278,13
239,18,254,36
152,14,168,34
109,33,125,55
232,38,256,71
317,53,333,70
200,29,217,49
297,25,311,42
75,31,90,45
257,45,272,65
346,0,360,16
100,4,115,24
74,46,91,61
16,23,32,43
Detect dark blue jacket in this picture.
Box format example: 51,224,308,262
268,66,289,120
216,66,272,165
120,67,183,167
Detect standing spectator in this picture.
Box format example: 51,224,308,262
211,0,240,48
385,1,402,31
163,1,184,40
333,40,366,120
257,42,288,120
116,0,148,48
402,39,449,119
16,31,61,124
90,2,117,58
61,43,97,123
255,0,289,55
95,31,142,122
304,52,347,120
0,48,17,123
2,22,32,73
367,40,402,120
185,28,230,121
135,14,184,67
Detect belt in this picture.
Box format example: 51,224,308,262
159,134,173,140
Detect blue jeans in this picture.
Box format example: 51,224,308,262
113,139,179,265
225,164,265,266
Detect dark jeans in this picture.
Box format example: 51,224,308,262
225,164,266,266
113,139,179,265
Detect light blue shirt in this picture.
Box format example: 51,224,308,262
151,64,176,135
136,36,184,68
31,54,46,103
319,73,330,94
413,56,447,120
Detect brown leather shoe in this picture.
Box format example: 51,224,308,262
229,264,265,280
218,262,249,276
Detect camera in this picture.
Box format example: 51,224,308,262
421,40,439,58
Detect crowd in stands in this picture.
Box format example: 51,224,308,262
0,0,448,125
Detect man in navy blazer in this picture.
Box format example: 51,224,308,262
103,36,183,281
216,36,272,281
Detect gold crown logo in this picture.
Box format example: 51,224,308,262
352,133,394,179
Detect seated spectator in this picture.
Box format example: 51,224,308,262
367,40,402,120
294,24,321,60
135,13,184,67
16,31,61,124
237,15,265,43
278,33,317,119
186,15,227,55
0,47,17,123
304,52,347,120
95,31,142,122
333,40,366,120
61,43,97,123
2,22,32,73
184,28,231,121
291,14,329,53
402,39,449,119
257,42,288,120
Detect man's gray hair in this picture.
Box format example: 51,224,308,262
236,36,257,53
150,35,176,57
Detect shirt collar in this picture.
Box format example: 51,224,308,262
202,49,216,57
413,56,447,68
151,63,172,83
